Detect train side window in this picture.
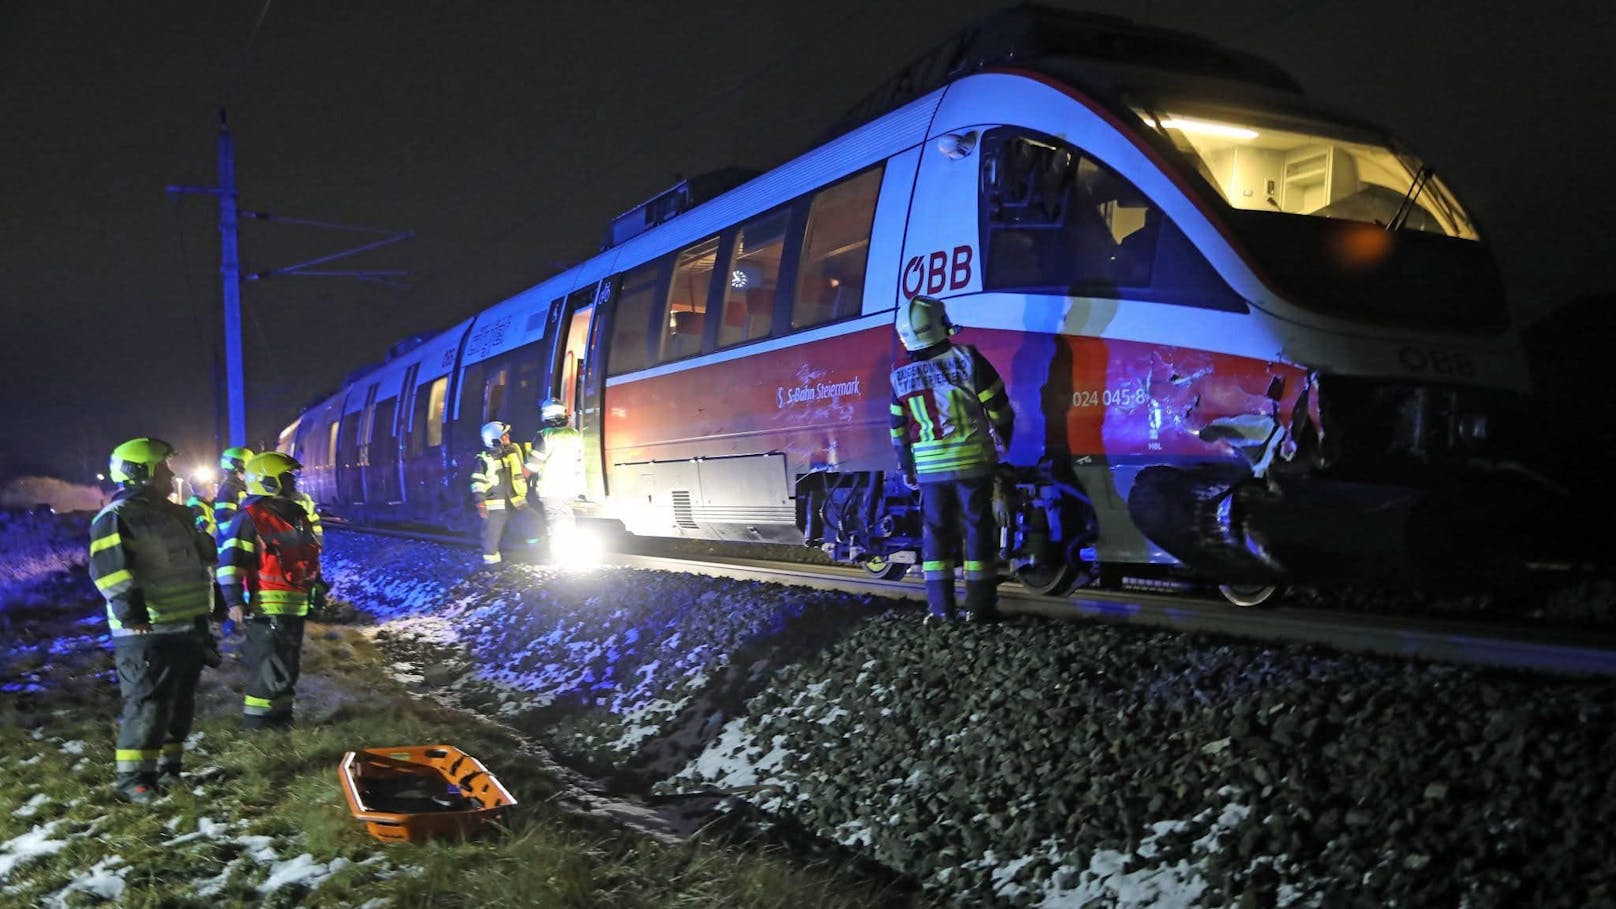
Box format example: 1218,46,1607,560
408,374,449,455
718,210,787,348
606,259,666,376
658,235,720,363
325,420,339,468
791,164,883,330
484,365,509,424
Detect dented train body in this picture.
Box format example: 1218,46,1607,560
283,7,1564,597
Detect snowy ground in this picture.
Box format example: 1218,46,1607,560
323,531,1616,908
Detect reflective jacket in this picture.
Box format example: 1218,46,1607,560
186,494,216,536
89,486,218,635
213,473,248,530
216,495,322,617
471,443,531,510
526,426,585,500
889,343,1014,482
295,492,324,544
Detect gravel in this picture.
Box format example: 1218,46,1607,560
323,530,1616,907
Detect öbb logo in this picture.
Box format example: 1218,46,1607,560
901,245,974,298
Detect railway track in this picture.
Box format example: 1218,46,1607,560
330,521,1616,677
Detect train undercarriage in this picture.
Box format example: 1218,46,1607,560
796,374,1592,606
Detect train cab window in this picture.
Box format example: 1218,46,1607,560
606,259,666,376
980,128,1242,310
718,210,786,348
791,165,882,330
658,235,719,363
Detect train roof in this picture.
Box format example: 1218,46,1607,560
828,3,1302,140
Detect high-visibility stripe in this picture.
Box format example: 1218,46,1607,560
90,533,123,555
977,380,1005,403
216,566,243,579
906,397,937,439
221,537,256,553
922,559,954,572
161,743,184,758
94,569,133,592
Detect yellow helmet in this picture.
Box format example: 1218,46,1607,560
896,295,958,352
220,446,256,473
244,451,303,497
109,438,176,486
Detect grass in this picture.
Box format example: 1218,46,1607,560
0,525,918,908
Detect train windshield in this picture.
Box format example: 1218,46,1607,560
1133,103,1478,240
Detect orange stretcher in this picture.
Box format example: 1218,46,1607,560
338,744,517,844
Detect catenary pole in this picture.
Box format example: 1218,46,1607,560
217,109,246,447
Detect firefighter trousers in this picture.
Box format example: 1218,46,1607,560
113,632,205,786
919,475,999,619
241,615,305,729
480,505,539,564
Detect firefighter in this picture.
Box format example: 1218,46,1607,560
888,295,1015,623
525,399,585,560
215,451,323,730
185,477,216,537
294,490,323,544
88,438,221,803
212,446,254,530
471,420,538,565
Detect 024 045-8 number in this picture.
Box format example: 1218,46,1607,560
1070,386,1149,409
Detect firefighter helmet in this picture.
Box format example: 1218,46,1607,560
896,295,958,352
539,399,568,426
244,451,303,497
109,438,176,486
220,446,255,473
480,421,511,449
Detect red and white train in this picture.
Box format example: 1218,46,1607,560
281,7,1557,604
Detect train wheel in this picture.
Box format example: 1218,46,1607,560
1218,583,1281,607
862,556,910,581
1016,562,1079,596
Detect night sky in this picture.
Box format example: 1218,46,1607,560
2,0,1610,481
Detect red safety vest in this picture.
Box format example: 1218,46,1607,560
244,498,322,615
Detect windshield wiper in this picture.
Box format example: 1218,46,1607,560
1387,165,1434,232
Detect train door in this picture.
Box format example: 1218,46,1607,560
336,384,374,504
574,281,611,501
390,363,419,503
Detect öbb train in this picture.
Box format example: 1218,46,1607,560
281,7,1562,604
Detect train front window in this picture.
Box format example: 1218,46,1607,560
1133,104,1478,240
978,127,1245,310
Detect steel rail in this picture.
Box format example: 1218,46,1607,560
329,522,1616,678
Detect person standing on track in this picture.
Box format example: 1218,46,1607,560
888,295,1015,624
470,421,539,565
526,398,586,561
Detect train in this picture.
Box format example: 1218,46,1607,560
279,5,1569,605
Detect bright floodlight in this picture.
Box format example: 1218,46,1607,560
552,526,605,569
193,465,217,485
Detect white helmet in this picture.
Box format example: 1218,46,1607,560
480,421,510,449
539,398,567,425
896,295,958,352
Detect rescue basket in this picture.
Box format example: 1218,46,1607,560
338,744,516,844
